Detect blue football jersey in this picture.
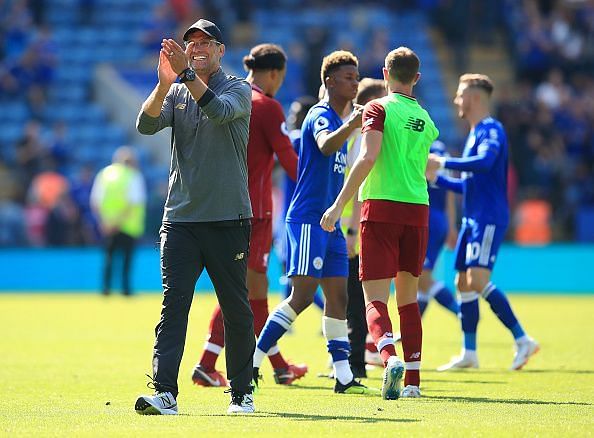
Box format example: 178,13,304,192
428,140,447,213
286,101,347,225
460,117,509,225
282,132,300,221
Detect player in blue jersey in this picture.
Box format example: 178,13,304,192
426,74,539,371
253,50,378,395
417,140,460,319
277,96,325,311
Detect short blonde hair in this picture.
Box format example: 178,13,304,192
459,73,494,96
385,47,419,84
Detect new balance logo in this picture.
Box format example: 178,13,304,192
175,103,187,110
234,252,245,261
158,394,176,409
409,352,421,360
404,117,425,132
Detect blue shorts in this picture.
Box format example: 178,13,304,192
424,209,448,270
286,222,348,278
454,218,507,271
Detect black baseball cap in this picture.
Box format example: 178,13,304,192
183,19,224,44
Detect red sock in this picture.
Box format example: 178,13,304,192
250,298,288,369
199,305,225,372
365,301,397,365
399,302,422,387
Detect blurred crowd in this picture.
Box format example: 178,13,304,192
499,0,594,239
0,0,593,247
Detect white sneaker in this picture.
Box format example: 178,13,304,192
401,385,421,398
381,356,405,400
227,389,255,414
437,351,479,371
135,391,178,415
511,338,540,370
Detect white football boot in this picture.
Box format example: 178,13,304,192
381,356,405,400
437,350,479,371
401,385,421,398
135,391,178,415
511,337,540,370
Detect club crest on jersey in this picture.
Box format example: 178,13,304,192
315,117,330,129
313,257,324,270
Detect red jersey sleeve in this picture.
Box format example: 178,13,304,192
265,99,298,181
361,100,386,134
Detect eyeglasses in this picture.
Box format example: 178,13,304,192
184,39,221,49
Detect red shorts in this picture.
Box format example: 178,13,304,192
359,221,428,280
248,218,272,273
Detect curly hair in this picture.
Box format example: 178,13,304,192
320,50,358,86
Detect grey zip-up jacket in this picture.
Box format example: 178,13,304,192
136,68,253,222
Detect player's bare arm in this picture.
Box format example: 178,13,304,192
317,104,364,156
320,129,382,231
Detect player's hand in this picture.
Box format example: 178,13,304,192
347,104,364,129
320,204,342,232
446,227,457,249
160,38,189,76
426,153,442,183
346,234,358,258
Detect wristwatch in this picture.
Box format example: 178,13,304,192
179,68,196,83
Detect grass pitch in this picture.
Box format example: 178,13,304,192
1,293,593,437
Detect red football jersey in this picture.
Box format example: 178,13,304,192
248,85,298,218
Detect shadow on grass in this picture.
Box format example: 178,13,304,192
197,412,419,423
424,395,592,406
520,369,594,375
422,379,506,385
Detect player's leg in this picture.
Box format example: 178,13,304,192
465,223,539,369
253,223,321,373
394,224,428,397
322,228,378,395
360,221,403,399
192,304,227,387
438,222,479,371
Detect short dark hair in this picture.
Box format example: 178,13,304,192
243,43,287,71
356,78,386,105
320,50,358,86
459,73,494,96
385,47,420,85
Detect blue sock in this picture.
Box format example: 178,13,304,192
255,302,296,367
482,283,525,340
313,289,324,310
417,292,429,316
328,339,351,362
460,292,479,351
429,282,460,316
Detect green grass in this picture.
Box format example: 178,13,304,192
1,293,593,437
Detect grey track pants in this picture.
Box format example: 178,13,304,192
151,220,255,396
